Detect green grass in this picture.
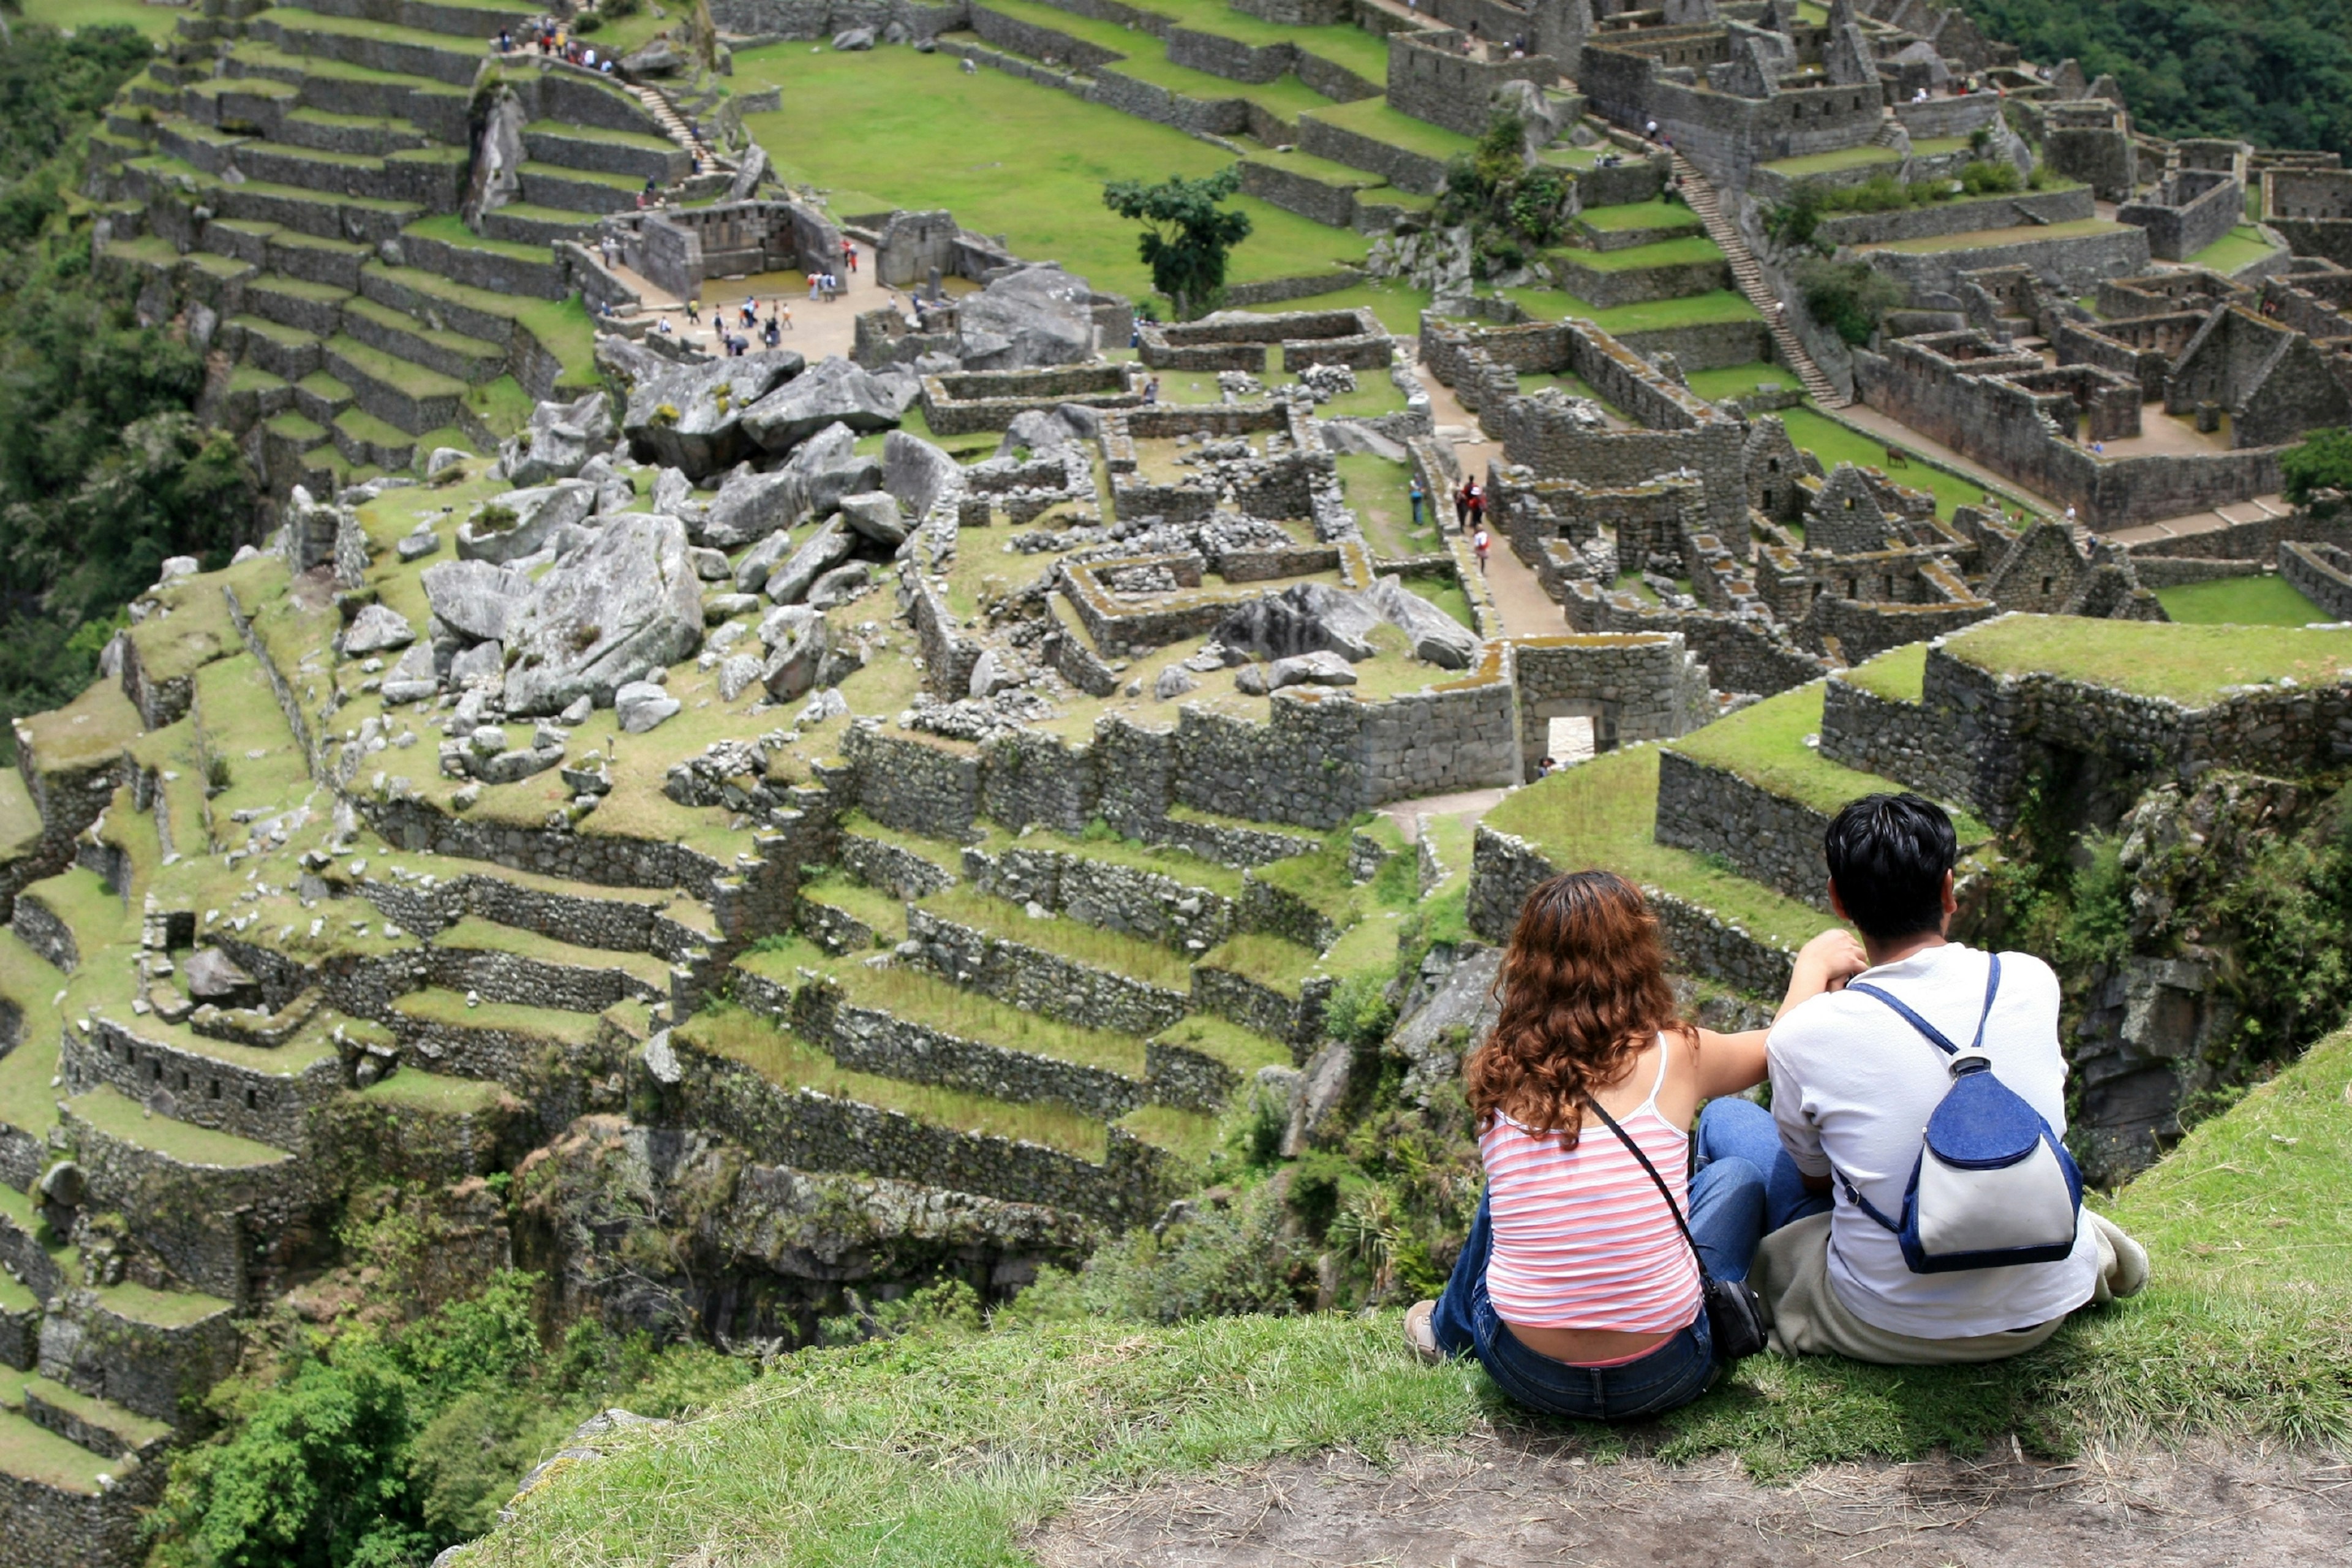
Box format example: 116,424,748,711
1115,1102,1222,1166
91,1276,232,1330
392,989,606,1047
815,957,1153,1079
921,886,1194,992
0,1408,116,1495
15,676,140,777
20,1374,174,1450
1668,683,1989,839
1198,932,1319,995
2155,574,2327,627
353,1071,513,1115
67,1085,289,1170
1551,233,1724,272
1151,1014,1291,1077
2184,224,2280,276
23,0,181,37
452,1019,2352,1558
1777,404,1991,519
1500,285,1761,335
731,45,1368,303
984,824,1250,902
1762,144,1904,178
426,916,675,994
679,1003,1112,1161
1483,745,1832,953
1142,0,1394,82
1299,95,1476,163
1338,452,1434,559
1840,641,1928,703
1863,218,2128,254
1575,200,1705,235
1242,278,1431,336
0,771,42,861
1683,361,1801,402
801,875,911,946
1945,613,2352,705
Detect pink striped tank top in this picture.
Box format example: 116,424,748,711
1479,1043,1702,1334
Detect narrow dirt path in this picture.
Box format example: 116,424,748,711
1028,1433,2351,1567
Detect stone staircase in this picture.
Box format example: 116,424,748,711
85,0,687,492
1672,152,1847,407
622,78,715,168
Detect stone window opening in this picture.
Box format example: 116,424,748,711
244,1087,258,1110
2043,576,2056,596
208,1079,221,1100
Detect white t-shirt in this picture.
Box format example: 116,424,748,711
1766,942,2100,1338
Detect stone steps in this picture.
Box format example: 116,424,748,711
1671,152,1845,407
623,79,715,165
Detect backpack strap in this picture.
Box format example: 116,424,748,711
1831,953,2005,1234
1581,1095,1710,1283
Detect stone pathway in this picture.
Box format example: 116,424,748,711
1411,363,1568,639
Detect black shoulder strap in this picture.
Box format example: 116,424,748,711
1583,1095,1706,1280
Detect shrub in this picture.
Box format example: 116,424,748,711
1796,256,1905,345
1961,158,2026,195
2283,427,2352,505
573,11,603,32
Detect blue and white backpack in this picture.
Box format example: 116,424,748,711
1841,955,2085,1275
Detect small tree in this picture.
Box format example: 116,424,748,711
1102,169,1253,320
1796,257,1905,346
2283,428,2352,506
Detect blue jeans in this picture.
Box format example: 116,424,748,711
1428,1150,1766,1422
1695,1096,1832,1237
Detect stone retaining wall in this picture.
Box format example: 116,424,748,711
905,905,1191,1035
2280,541,2352,619
42,1284,242,1427
0,1451,157,1567
1190,963,1328,1056
962,842,1239,952
1654,747,1831,908
1815,186,2095,249
63,1018,337,1153
1297,110,1450,196
657,1028,1183,1224
1466,823,1793,997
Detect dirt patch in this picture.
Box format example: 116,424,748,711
1027,1430,2351,1567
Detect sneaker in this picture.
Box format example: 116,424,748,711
1403,1300,1443,1365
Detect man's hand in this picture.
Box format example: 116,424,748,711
1777,929,1871,1019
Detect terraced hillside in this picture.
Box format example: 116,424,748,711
85,0,682,492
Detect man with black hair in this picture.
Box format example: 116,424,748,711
1695,792,2146,1362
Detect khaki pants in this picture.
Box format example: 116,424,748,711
1751,1212,2149,1365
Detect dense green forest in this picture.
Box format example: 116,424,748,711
0,23,254,761
1964,0,2352,160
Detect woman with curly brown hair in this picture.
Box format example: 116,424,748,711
1404,870,1864,1420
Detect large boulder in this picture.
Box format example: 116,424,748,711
777,422,883,521
504,391,618,486
1363,576,1479,669
741,358,903,455
1213,582,1380,663
421,559,532,646
696,466,802,551
835,491,908,547
455,481,599,565
955,265,1099,369
763,519,854,604
760,607,827,699
883,429,964,518
502,513,706,715
623,352,805,479
342,604,415,656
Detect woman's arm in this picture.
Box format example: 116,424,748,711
1684,930,1868,1101
1776,929,1869,1020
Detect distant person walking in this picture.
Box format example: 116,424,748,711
1410,476,1425,530
1474,526,1491,572
1453,478,1471,530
